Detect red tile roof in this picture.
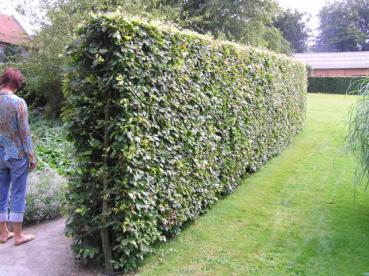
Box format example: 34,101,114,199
0,14,29,45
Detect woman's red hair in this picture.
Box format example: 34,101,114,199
0,68,25,90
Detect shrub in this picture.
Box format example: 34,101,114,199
22,115,71,225
63,14,307,272
308,77,364,94
24,167,67,224
31,114,75,176
3,45,23,63
348,79,369,187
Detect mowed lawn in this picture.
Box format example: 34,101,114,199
138,94,369,276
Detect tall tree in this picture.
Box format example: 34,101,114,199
273,9,310,53
354,0,369,50
315,0,369,52
162,0,291,53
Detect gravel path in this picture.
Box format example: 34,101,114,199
0,217,99,276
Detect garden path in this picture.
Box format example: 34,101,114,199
0,217,97,276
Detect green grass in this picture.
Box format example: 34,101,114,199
137,94,369,276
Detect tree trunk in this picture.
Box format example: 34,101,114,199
101,89,113,273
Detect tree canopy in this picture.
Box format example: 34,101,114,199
162,0,290,52
274,9,310,53
315,0,369,52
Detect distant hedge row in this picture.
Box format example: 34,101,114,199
63,14,307,272
308,77,364,94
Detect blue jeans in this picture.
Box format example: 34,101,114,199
0,147,29,222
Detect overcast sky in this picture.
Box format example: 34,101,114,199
1,0,329,35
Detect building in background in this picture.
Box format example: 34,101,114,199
0,14,29,62
294,52,369,77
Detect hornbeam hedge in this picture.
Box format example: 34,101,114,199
63,14,307,272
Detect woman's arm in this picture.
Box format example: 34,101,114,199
16,99,36,170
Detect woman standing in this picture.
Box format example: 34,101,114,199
0,68,36,246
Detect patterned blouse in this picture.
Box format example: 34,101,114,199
0,91,35,162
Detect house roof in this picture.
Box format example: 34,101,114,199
294,51,369,70
0,14,29,45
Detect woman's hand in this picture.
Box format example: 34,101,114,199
28,155,37,172
29,160,37,171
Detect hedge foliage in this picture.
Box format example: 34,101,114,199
308,77,364,94
63,14,307,272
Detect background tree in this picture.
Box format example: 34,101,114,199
354,0,369,50
315,0,369,52
273,9,310,53
162,0,291,52
3,45,23,62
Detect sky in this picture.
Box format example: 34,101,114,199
0,0,329,35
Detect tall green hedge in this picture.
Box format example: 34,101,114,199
308,77,364,94
63,14,307,272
